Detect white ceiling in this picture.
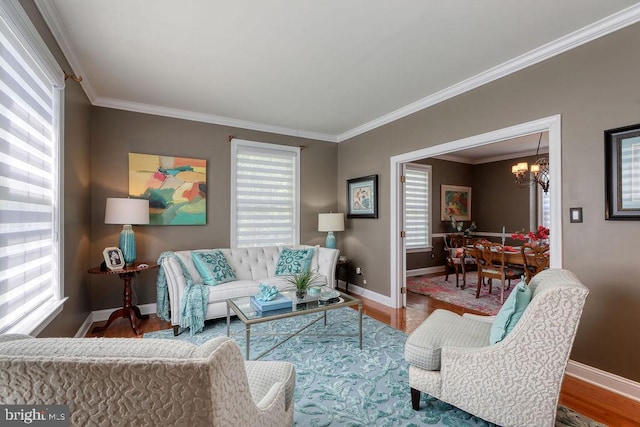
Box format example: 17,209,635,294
36,0,640,142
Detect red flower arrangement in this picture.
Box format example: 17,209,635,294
511,226,550,243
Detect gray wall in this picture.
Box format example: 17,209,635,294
472,155,537,234
89,108,338,309
339,22,640,381
20,0,93,338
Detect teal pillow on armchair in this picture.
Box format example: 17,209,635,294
489,280,532,344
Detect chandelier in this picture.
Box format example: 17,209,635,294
512,133,549,193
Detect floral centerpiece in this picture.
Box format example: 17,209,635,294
511,226,549,246
450,216,477,238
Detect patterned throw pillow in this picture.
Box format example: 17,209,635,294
275,247,315,276
489,281,532,344
192,250,236,286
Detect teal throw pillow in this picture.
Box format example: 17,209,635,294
489,281,532,344
275,247,315,276
192,250,236,286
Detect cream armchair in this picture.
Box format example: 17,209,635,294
0,335,295,426
404,269,589,427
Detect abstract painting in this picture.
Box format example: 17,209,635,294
440,184,471,221
129,153,207,225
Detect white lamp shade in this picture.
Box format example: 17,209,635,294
318,213,344,232
104,198,150,225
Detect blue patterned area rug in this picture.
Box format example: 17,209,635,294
144,308,603,427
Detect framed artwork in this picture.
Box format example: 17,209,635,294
605,123,640,219
441,185,472,221
103,247,125,270
129,153,207,225
347,175,378,218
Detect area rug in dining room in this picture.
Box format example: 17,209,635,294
144,308,602,427
406,273,521,315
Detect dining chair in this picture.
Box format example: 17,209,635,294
521,244,550,283
473,242,524,304
444,234,476,289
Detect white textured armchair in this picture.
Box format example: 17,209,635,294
405,269,589,427
0,335,295,426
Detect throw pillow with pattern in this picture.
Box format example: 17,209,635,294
192,250,236,286
275,247,315,276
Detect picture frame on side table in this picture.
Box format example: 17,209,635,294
103,247,125,270
347,175,378,218
605,123,640,220
441,184,472,221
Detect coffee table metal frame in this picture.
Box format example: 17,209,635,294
226,289,363,360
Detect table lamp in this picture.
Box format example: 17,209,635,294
318,213,344,249
105,198,150,265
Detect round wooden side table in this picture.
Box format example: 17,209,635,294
88,262,159,335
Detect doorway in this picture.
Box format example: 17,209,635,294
390,115,562,309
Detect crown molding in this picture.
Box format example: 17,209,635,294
95,97,338,142
34,0,96,99
336,3,640,142
435,148,549,165
34,1,640,144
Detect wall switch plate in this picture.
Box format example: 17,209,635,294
570,207,583,223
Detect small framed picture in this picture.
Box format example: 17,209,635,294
103,247,125,270
347,175,378,218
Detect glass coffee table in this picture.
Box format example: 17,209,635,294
226,288,363,360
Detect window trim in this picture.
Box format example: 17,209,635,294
230,138,300,248
1,0,65,335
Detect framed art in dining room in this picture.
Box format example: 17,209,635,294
441,185,472,221
605,123,640,220
347,175,378,218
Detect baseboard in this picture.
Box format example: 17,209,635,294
566,360,640,403
75,303,158,337
406,266,446,277
74,313,94,338
337,280,393,306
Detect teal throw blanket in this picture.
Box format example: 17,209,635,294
156,251,210,336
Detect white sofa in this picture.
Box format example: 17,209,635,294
160,245,339,335
0,334,295,426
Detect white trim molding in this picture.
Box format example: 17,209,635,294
566,360,640,403
406,266,446,277
337,3,640,142
75,303,157,338
34,1,640,143
390,115,562,310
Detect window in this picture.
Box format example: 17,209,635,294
404,163,431,250
538,187,551,229
0,1,65,335
231,139,300,247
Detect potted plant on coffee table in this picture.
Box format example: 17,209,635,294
286,270,321,300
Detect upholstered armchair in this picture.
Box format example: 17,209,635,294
404,269,588,427
0,335,295,426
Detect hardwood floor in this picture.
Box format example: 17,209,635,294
86,292,640,426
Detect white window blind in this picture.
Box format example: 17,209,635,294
0,2,63,334
540,188,551,229
404,164,431,249
231,139,300,248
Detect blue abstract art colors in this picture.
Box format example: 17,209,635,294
129,153,206,225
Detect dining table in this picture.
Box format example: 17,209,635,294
464,244,548,267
